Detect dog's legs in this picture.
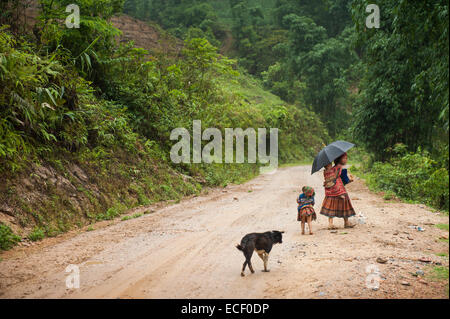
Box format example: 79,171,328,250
241,261,247,277
242,250,255,276
262,252,270,272
246,251,255,274
256,250,264,260
256,249,269,272
256,250,265,263
248,261,255,274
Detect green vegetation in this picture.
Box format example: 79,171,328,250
123,1,449,213
96,203,128,221
121,212,144,221
0,0,448,250
352,144,449,211
28,227,46,242
0,0,328,249
349,0,448,212
351,0,449,158
430,266,450,281
428,265,449,297
0,223,21,250
124,0,357,135
436,224,449,231
221,71,329,162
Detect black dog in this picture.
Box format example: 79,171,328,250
236,231,284,277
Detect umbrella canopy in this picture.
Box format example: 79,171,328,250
311,140,355,174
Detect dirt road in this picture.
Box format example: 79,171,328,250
0,166,448,299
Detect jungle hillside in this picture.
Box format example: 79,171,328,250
0,0,448,251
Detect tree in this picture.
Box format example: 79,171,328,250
351,0,449,158
264,14,357,134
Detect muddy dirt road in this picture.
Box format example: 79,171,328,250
0,166,448,299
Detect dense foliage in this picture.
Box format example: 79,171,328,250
0,0,448,248
349,0,449,212
1,0,327,170
122,0,359,135
123,0,448,161
122,0,449,212
0,0,329,247
351,0,449,158
0,223,21,250
0,26,139,172
124,0,225,46
353,144,449,211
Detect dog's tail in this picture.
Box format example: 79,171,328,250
236,244,244,251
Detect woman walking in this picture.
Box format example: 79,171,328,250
320,152,356,229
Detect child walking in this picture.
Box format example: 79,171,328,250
320,152,356,229
297,186,317,235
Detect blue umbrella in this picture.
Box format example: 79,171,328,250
311,140,355,174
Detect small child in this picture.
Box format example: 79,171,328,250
297,186,317,235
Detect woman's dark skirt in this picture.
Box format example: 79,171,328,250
320,193,356,218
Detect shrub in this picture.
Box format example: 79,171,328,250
358,146,449,211
423,168,449,211
27,227,45,242
96,202,127,221
0,223,21,250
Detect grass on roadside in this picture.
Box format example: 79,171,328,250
0,224,21,250
27,227,45,242
435,223,449,231
429,266,449,281
427,265,449,297
121,212,144,221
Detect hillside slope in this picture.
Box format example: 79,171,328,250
20,1,181,55
0,5,328,248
